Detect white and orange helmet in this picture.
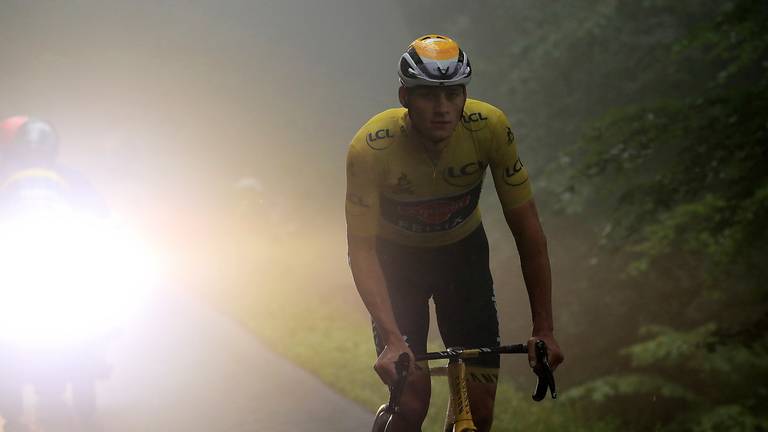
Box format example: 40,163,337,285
398,34,472,87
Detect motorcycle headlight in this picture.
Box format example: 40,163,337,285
0,209,160,347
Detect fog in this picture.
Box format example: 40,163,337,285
2,0,410,219
1,2,422,429
1,0,421,291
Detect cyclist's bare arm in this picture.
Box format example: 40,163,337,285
347,232,415,384
503,199,564,369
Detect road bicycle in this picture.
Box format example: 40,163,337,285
372,340,557,432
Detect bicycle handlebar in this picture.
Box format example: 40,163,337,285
394,340,557,402
414,344,527,361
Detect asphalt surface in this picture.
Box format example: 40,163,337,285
3,291,373,432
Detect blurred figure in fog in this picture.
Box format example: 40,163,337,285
0,116,106,216
0,116,109,432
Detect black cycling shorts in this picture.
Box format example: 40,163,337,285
372,224,500,368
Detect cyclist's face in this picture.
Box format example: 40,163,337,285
401,85,466,143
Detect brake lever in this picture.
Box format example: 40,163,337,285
532,340,557,401
387,352,411,412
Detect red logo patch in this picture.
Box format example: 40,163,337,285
398,194,471,224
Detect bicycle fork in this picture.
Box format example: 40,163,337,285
444,358,477,432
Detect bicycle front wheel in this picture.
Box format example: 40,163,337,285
372,404,392,432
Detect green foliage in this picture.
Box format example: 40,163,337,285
625,324,768,391
565,373,698,403
574,87,768,260
691,405,768,432
623,324,718,369
557,0,768,430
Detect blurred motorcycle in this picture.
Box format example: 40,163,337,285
0,171,157,432
0,117,156,432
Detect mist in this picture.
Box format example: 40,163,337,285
2,0,416,290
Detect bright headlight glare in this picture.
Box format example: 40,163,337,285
0,210,159,347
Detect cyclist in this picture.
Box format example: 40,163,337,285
0,116,106,217
0,115,109,432
345,35,564,432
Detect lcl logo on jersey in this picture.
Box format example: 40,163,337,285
463,112,488,123
366,128,395,150
461,112,489,132
503,158,529,186
443,160,487,187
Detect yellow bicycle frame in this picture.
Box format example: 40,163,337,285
442,358,477,432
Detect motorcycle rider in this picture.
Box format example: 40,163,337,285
0,115,109,432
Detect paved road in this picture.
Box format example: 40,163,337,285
1,291,372,432
97,291,373,432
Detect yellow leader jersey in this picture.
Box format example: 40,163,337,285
345,98,533,247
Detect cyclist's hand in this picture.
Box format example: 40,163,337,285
528,334,564,371
374,340,414,386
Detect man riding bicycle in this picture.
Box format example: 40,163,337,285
345,35,564,431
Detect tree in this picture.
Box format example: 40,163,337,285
565,1,768,429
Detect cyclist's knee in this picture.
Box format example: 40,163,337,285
469,400,494,432
468,381,497,432
401,392,429,418
396,398,428,428
396,372,431,425
473,409,494,432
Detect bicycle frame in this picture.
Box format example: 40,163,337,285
443,357,476,432
372,342,556,432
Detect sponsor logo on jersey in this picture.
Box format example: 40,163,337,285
380,182,482,233
399,194,471,225
503,158,529,186
391,172,415,195
461,111,489,132
365,128,395,150
463,112,488,123
443,160,487,187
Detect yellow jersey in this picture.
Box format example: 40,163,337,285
345,98,532,247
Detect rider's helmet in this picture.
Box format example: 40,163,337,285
398,34,472,87
0,116,59,167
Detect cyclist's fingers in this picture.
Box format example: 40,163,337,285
549,349,565,370
374,361,397,385
405,348,417,374
536,336,564,370
527,337,537,368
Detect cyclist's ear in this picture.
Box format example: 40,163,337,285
398,86,409,108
